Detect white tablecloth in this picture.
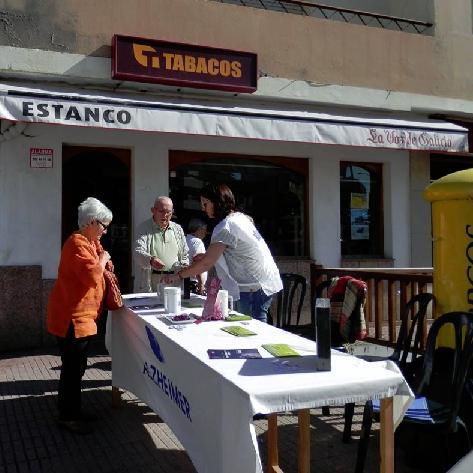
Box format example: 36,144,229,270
106,293,413,473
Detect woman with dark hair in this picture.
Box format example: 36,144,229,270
166,183,282,322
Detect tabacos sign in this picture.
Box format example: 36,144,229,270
112,34,257,93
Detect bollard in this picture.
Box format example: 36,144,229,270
424,168,473,345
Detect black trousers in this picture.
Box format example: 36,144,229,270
56,324,92,421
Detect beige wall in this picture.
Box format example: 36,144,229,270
0,0,473,101
409,151,433,267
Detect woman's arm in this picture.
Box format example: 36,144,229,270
166,242,226,283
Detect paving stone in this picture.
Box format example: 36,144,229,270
0,340,425,473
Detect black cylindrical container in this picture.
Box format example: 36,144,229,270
183,277,191,300
315,298,331,371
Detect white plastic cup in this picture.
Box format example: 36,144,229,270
217,290,229,319
167,287,181,314
163,286,173,312
156,282,167,304
228,295,234,312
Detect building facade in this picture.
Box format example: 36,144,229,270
1,0,472,350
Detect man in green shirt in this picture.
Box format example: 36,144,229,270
134,196,189,293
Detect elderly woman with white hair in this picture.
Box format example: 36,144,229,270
47,197,113,435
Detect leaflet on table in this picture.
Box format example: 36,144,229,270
225,314,252,321
220,326,257,337
207,349,262,359
261,344,301,357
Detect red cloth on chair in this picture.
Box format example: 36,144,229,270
328,276,367,342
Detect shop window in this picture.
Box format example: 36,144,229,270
340,162,383,258
169,151,308,257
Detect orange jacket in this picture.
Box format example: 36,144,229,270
47,232,105,338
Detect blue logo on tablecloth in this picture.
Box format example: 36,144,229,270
145,325,164,363
143,325,192,422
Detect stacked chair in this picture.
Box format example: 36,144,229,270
344,291,435,447
313,279,436,449
354,310,473,473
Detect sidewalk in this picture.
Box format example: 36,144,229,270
0,340,422,473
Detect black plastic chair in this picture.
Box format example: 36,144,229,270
272,273,310,337
342,292,435,443
355,311,473,473
390,292,435,384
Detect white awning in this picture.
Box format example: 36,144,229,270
0,82,468,152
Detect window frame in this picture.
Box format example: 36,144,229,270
340,161,384,259
169,150,310,257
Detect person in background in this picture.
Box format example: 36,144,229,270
185,218,208,295
47,197,113,435
134,196,189,294
165,184,282,322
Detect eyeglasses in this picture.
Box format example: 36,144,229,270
155,209,173,216
96,220,109,231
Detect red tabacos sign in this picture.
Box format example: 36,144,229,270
112,35,257,93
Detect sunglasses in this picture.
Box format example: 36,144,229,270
96,220,110,230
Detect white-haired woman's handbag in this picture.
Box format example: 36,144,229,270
103,261,123,310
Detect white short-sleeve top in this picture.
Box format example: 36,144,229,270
211,212,283,300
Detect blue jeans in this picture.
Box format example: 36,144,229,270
236,289,273,323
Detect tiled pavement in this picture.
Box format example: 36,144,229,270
0,339,423,473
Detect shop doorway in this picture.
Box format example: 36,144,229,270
62,146,132,293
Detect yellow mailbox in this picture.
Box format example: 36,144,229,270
424,169,473,344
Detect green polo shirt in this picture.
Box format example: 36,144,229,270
150,221,179,271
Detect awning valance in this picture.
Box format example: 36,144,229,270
0,82,468,152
